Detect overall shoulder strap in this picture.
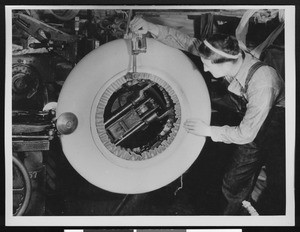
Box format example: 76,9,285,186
228,61,267,115
244,61,266,92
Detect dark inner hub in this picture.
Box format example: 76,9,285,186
103,78,177,155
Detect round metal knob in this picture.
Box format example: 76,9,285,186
56,112,78,135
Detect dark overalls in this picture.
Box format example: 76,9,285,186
221,62,286,215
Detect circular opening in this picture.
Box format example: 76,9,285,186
95,72,181,161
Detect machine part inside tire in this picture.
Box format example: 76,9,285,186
56,38,211,193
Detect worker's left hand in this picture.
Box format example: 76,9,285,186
129,16,159,36
184,118,211,137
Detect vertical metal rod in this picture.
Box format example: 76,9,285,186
133,54,137,72
125,10,133,36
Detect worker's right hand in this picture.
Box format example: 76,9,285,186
130,16,159,36
184,118,212,137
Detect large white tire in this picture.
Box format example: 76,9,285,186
56,38,211,194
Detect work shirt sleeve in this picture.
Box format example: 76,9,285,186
210,69,280,144
152,24,202,56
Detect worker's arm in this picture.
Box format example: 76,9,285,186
185,67,283,144
184,86,275,143
130,16,201,56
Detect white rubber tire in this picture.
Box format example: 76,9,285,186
56,38,211,194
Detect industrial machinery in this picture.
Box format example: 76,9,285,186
9,8,284,217
56,36,210,194
10,9,210,215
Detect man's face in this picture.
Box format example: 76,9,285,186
200,57,232,78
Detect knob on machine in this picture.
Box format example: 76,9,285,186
56,112,78,135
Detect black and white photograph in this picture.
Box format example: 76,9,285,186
4,5,295,226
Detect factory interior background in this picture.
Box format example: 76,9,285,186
5,6,294,225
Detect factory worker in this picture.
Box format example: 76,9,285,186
130,16,285,215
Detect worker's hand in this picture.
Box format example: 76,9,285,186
130,16,159,36
184,119,211,137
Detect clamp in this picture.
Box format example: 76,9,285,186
124,10,147,73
